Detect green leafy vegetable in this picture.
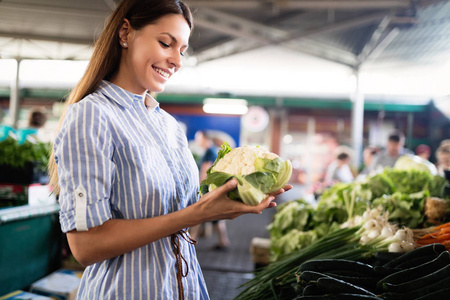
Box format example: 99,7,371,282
372,191,428,228
383,168,433,194
0,136,50,172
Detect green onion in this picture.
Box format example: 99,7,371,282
235,227,366,299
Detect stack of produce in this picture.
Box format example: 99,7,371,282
236,154,450,300
268,161,448,260
235,208,416,299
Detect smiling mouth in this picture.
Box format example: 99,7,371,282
153,67,170,78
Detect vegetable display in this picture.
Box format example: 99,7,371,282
238,157,450,299
236,226,367,300
269,166,448,259
236,208,415,299
199,142,292,206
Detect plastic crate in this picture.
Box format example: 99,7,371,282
0,204,62,295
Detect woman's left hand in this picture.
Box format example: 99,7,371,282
192,180,293,223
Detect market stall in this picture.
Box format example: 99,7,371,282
0,133,69,298
238,158,450,300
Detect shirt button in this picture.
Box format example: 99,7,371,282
78,193,84,197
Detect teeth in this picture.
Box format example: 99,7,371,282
154,67,169,78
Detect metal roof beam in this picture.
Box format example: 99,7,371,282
288,39,359,66
277,0,411,10
195,11,388,66
363,28,401,63
283,12,389,42
195,38,261,63
357,16,392,63
0,32,94,45
0,2,109,18
190,0,411,10
194,8,289,43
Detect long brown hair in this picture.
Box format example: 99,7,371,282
48,0,193,195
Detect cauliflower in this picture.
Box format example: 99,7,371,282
199,142,292,206
212,145,278,175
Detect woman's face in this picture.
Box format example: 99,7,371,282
115,14,191,94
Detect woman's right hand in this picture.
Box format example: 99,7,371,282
193,179,288,222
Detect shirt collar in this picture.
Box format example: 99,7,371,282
97,80,135,109
98,80,160,112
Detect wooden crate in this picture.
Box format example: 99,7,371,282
250,237,271,267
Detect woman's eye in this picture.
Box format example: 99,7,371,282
159,41,169,48
180,52,185,57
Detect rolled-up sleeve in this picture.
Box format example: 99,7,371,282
54,99,116,233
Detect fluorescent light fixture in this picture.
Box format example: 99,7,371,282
203,98,248,115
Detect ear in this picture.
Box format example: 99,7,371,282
118,18,132,46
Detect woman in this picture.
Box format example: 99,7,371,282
48,1,290,299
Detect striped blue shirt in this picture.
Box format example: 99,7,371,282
54,80,209,300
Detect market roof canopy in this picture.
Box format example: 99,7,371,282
1,0,450,70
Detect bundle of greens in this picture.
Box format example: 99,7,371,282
372,191,429,229
267,199,337,260
0,136,50,171
383,168,434,194
267,200,315,238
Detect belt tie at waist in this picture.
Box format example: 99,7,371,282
171,229,197,300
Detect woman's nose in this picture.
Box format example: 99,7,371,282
168,50,182,69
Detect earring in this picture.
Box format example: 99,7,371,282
122,42,128,47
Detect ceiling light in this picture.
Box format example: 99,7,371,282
203,98,248,115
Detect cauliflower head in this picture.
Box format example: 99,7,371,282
212,145,278,175
199,142,292,206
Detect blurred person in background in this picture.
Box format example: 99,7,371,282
28,109,48,129
358,146,380,177
436,144,450,176
47,1,289,299
189,130,215,240
440,139,450,147
190,129,210,168
190,131,230,250
415,144,431,161
368,130,412,172
16,108,48,144
196,130,218,179
324,150,355,184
